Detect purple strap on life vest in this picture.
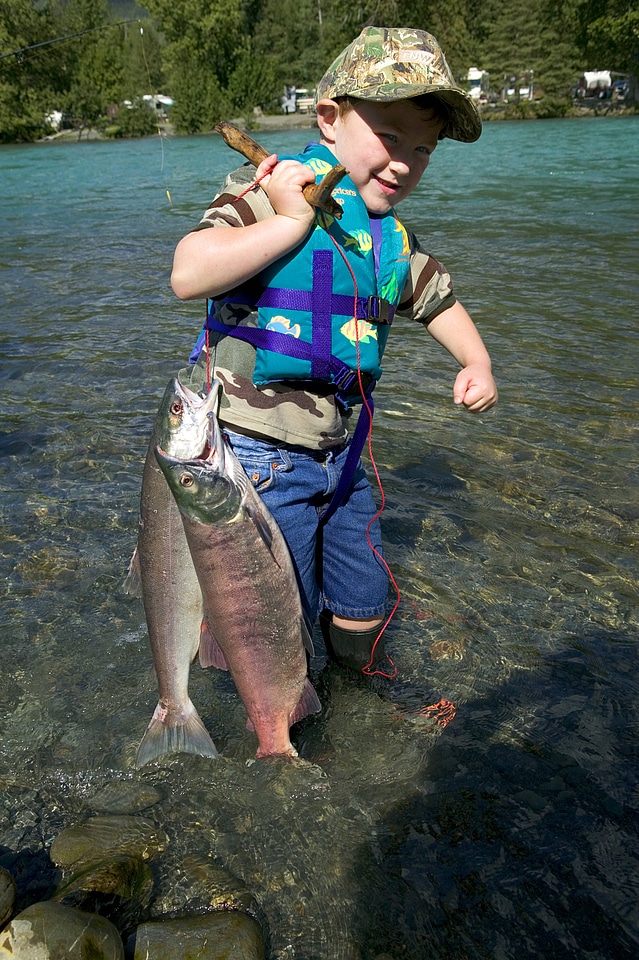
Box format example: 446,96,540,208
218,289,395,323
200,242,380,524
320,391,374,526
370,216,383,274
205,311,365,395
311,250,333,380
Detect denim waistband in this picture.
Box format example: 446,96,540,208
222,427,349,462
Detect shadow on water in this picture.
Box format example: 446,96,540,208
343,627,639,960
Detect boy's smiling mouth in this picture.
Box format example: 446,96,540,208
374,175,401,194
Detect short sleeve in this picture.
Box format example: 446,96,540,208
193,164,275,231
397,228,457,324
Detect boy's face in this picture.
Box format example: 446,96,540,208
317,99,444,215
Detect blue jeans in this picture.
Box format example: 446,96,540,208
224,429,389,623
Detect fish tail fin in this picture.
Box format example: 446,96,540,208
136,700,218,768
123,546,142,597
290,678,322,726
199,621,229,670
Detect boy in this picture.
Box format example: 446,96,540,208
171,26,498,675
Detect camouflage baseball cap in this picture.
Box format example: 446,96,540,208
316,26,482,143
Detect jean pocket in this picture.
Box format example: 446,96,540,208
239,451,293,493
224,432,293,493
240,459,271,492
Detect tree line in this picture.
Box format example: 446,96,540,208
0,0,636,141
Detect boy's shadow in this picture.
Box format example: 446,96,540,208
303,624,639,960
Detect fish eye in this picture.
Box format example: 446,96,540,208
170,401,183,416
179,473,194,487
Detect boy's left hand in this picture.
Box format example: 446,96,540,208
453,363,498,412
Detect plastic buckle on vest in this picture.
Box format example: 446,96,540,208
333,367,359,396
366,296,392,324
333,367,374,400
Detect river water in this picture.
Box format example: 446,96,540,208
1,116,638,958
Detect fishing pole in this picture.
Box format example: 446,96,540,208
0,18,141,61
2,16,175,207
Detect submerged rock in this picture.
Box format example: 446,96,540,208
132,912,265,960
49,815,168,869
148,854,261,920
0,867,16,928
86,780,165,815
0,902,123,959
52,854,154,933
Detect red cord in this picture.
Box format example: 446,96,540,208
219,190,401,678
203,173,269,393
235,170,271,202
323,217,400,679
205,308,212,392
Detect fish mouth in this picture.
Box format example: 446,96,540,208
157,414,225,470
164,378,222,460
204,412,226,467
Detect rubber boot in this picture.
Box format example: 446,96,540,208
319,610,385,673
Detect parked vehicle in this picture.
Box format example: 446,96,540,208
611,79,629,100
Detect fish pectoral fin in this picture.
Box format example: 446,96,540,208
290,678,322,726
136,699,218,768
199,620,229,670
122,546,142,598
245,502,277,557
301,616,315,657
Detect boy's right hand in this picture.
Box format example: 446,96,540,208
172,155,318,301
256,154,317,233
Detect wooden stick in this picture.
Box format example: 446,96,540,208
215,121,347,220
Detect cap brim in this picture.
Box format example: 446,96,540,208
321,83,482,143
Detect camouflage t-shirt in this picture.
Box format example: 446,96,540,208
193,161,457,450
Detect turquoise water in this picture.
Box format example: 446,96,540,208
1,117,638,957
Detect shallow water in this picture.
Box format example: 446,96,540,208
1,116,638,958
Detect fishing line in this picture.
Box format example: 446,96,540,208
137,25,173,206
0,19,141,61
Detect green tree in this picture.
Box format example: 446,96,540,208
251,0,325,92
0,0,67,140
226,37,278,115
143,0,252,131
113,99,158,135
56,0,123,125
473,0,580,97
1,0,635,143
249,0,476,102
121,19,165,100
167,43,231,132
584,1,639,74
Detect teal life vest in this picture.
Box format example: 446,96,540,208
203,142,412,404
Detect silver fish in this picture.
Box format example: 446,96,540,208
155,393,321,758
125,376,219,767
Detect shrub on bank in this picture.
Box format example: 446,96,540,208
100,103,158,139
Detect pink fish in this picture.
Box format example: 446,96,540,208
156,384,320,757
